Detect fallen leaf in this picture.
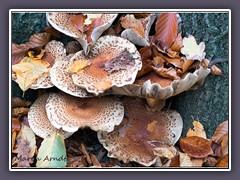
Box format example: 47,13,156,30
212,121,228,143
216,154,228,167
186,120,207,139
85,18,103,43
137,46,153,78
12,51,50,92
70,14,87,32
154,53,184,69
120,14,145,38
67,60,91,74
12,107,29,117
95,81,112,92
90,154,101,167
170,33,183,53
12,130,17,151
36,132,67,168
153,146,177,159
179,136,213,158
12,123,36,167
27,32,51,49
79,143,92,165
44,27,61,39
152,66,180,80
179,59,194,74
12,118,21,131
153,13,178,51
221,133,228,156
67,156,88,167
84,14,103,25
202,59,222,75
179,152,193,167
12,43,29,65
180,35,206,61
203,156,218,167
169,155,180,167
211,141,222,157
12,97,31,108
191,158,204,167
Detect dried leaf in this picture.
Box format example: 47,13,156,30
36,132,67,168
12,43,29,65
44,27,61,39
84,14,103,25
170,33,183,53
120,14,145,38
153,146,177,159
12,52,50,92
202,59,222,75
67,156,88,167
95,81,112,92
221,133,228,156
179,152,193,167
180,136,213,158
212,121,228,143
211,141,222,157
154,53,184,69
70,14,86,32
169,155,180,167
152,66,180,80
216,154,228,167
153,13,178,51
179,59,194,74
12,130,17,151
180,35,206,61
90,154,101,167
12,97,31,108
85,18,103,43
203,156,218,167
67,60,91,74
191,158,204,167
27,32,51,49
12,107,29,117
187,120,207,139
12,118,21,131
137,46,153,78
79,143,92,165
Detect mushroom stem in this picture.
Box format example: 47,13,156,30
145,98,166,112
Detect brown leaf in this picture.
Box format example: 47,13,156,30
203,156,218,167
90,154,101,167
133,13,151,19
152,66,180,80
27,32,51,49
86,18,103,43
70,14,86,32
12,130,18,151
12,107,29,117
154,53,184,69
153,13,178,51
120,14,145,38
170,33,183,53
169,155,180,167
44,27,61,39
12,43,29,65
221,133,228,156
179,136,213,158
79,143,92,166
186,120,207,139
216,154,228,167
179,59,194,74
211,141,222,157
212,121,228,143
67,156,88,167
153,146,177,159
12,97,31,108
202,59,222,75
12,118,21,131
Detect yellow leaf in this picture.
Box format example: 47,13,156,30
12,55,50,91
67,60,91,74
186,120,207,139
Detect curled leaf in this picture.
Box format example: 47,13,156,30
179,136,213,158
186,120,207,139
12,43,29,65
152,66,180,80
27,32,51,49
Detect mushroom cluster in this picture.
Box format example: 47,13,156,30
13,12,221,167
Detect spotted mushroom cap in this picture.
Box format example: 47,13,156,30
70,35,142,95
50,54,94,98
121,13,156,47
46,13,118,54
98,98,183,166
27,93,73,139
45,92,124,133
111,67,210,99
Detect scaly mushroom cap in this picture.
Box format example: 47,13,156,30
98,98,183,166
121,13,156,47
27,93,73,139
111,66,210,99
70,35,142,95
45,92,124,133
50,54,94,97
46,13,118,54
30,40,67,89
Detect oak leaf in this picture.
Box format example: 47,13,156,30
180,136,213,158
186,120,207,139
120,14,145,38
153,13,178,51
180,35,206,61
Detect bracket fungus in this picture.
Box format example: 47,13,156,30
120,13,156,47
28,93,73,139
46,12,118,54
45,92,124,133
68,35,142,95
98,98,183,166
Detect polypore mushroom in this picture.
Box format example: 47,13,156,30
98,98,183,166
120,13,156,46
46,12,118,54
68,35,142,95
45,92,124,133
27,93,73,139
